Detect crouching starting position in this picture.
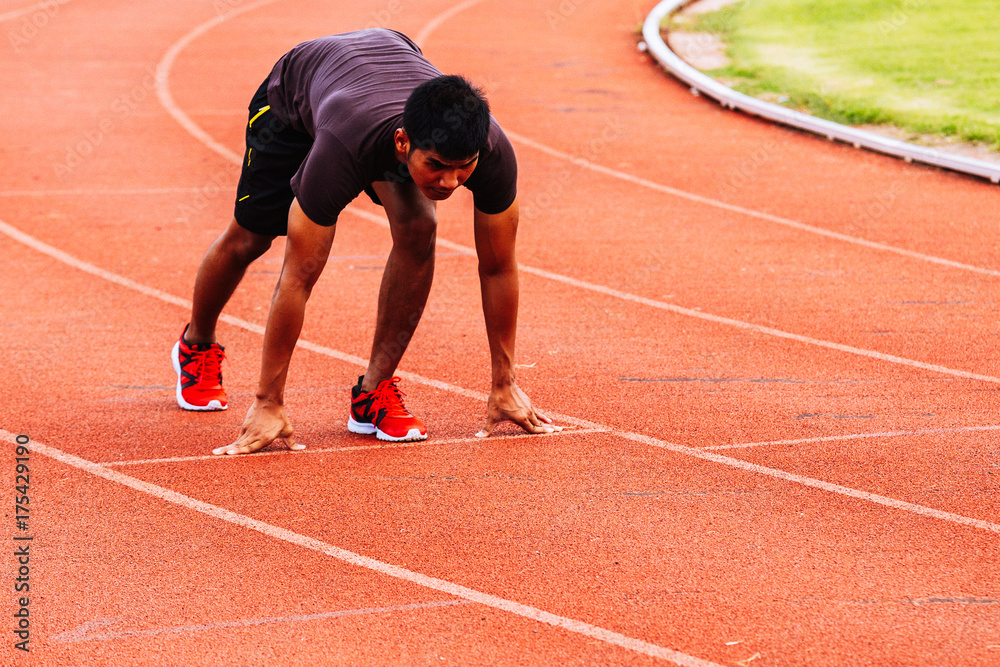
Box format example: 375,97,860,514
170,28,560,454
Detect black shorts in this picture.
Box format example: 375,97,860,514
233,78,383,236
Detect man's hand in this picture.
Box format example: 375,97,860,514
476,382,563,437
212,399,305,455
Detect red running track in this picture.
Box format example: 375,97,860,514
1,0,998,665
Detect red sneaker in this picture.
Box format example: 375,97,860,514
171,326,227,411
347,376,427,441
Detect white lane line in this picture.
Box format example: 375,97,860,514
0,187,233,197
0,218,192,309
4,217,999,538
102,429,609,467
2,431,718,667
706,424,1000,451
52,600,473,643
52,600,472,644
5,215,1000,535
507,132,1000,278
614,430,1000,535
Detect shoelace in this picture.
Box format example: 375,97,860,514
371,377,411,418
193,346,225,384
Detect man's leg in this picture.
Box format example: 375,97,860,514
172,217,275,411
186,217,275,344
362,181,437,391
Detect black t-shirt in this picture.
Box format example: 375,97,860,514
266,29,518,226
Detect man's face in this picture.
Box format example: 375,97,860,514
406,148,479,201
394,128,479,201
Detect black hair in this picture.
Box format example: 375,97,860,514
402,75,490,160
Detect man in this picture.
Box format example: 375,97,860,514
170,28,560,455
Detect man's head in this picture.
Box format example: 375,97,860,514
395,75,491,200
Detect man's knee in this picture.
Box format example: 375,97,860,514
221,222,274,265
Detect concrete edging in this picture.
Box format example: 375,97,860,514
640,0,1000,184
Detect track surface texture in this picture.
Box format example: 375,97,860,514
2,1,999,665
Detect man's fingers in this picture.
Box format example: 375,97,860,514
529,422,559,434
226,438,265,455
213,432,268,456
533,409,562,431
213,434,252,455
512,410,554,434
212,435,303,455
478,409,563,437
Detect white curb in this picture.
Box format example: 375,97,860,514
641,0,1000,184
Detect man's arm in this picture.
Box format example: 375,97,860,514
213,199,336,455
473,197,561,437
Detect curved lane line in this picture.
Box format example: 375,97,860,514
414,0,487,46
0,430,721,667
154,0,282,165
0,187,235,197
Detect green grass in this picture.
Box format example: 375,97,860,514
675,0,1000,150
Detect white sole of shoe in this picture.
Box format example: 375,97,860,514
348,417,426,441
347,416,376,435
171,341,227,411
376,427,428,442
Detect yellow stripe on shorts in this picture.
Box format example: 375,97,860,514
248,105,270,129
